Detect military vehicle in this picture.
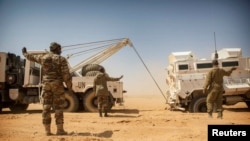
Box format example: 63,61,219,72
165,48,250,112
0,38,132,113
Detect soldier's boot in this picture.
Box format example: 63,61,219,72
104,110,108,117
208,112,213,118
99,109,103,117
217,111,223,119
56,124,67,135
43,124,52,136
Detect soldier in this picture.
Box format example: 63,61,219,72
22,42,73,135
93,67,123,117
203,60,236,119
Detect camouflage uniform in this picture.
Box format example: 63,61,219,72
203,61,235,119
23,42,72,135
93,71,121,117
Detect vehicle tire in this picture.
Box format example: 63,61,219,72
9,103,29,113
83,90,98,112
0,96,2,113
81,64,104,76
0,103,2,113
63,92,79,112
85,71,100,77
245,101,250,110
188,95,207,113
107,92,114,111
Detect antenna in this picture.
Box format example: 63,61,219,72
214,32,218,59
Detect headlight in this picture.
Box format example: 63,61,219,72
7,74,16,84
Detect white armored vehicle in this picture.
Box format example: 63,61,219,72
166,48,250,112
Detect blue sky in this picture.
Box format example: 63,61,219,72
0,0,249,98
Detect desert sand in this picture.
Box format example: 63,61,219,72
0,95,249,141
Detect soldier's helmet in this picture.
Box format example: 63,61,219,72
212,60,219,66
50,42,61,51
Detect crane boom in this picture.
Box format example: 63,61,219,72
68,38,133,76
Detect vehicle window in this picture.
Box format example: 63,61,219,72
222,61,239,67
178,64,188,70
196,63,213,69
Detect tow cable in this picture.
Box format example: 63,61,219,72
131,45,167,102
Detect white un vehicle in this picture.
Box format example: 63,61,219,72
166,48,250,112
0,38,132,113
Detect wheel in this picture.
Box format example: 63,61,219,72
85,71,100,77
0,102,2,113
0,96,2,113
245,101,250,110
9,103,29,113
107,92,114,111
83,90,98,112
63,92,79,112
188,95,207,113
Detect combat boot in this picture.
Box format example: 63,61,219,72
43,124,52,136
99,109,103,117
217,111,223,119
56,124,67,135
104,110,108,117
208,112,213,118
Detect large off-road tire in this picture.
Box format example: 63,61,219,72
83,90,114,112
188,95,207,113
63,92,79,112
0,96,2,113
85,71,100,77
83,90,98,112
9,103,29,113
107,93,114,112
81,64,104,76
245,101,250,110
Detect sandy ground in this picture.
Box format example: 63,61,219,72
0,95,249,141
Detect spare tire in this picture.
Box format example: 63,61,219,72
85,71,100,77
81,64,104,76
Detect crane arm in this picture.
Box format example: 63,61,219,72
69,38,133,75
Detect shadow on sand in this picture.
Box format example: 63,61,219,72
0,109,42,114
224,107,250,112
65,130,113,138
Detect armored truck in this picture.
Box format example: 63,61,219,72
166,48,250,112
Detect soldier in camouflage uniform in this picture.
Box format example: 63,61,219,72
93,67,123,117
22,42,73,135
203,60,236,119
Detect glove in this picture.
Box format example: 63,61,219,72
22,47,27,55
231,67,237,71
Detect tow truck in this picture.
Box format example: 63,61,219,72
0,38,132,113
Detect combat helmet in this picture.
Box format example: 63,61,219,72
50,42,61,51
212,59,219,66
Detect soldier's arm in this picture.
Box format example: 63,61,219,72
106,73,123,81
24,54,43,64
222,67,236,76
22,48,42,64
203,71,212,93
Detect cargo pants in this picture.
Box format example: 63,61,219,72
41,80,65,125
97,95,109,111
206,88,224,113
